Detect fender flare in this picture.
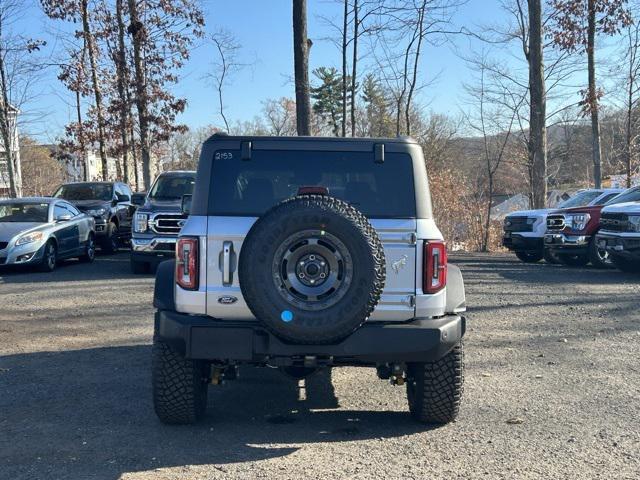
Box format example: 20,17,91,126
154,260,176,311
445,264,466,314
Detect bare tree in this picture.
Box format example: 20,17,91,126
210,30,244,133
464,56,524,251
620,19,640,186
126,0,204,189
262,97,297,136
525,0,548,208
371,0,466,136
293,0,312,135
341,0,348,136
550,0,632,188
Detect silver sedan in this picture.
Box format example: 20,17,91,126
0,197,96,272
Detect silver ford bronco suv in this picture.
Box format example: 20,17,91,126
152,135,467,425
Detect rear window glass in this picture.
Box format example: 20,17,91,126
208,150,416,218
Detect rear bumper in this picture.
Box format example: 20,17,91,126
595,232,640,259
502,233,542,252
155,310,466,365
544,233,590,254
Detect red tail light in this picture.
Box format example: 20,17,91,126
176,237,199,290
423,241,447,294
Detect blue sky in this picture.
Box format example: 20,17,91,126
13,1,558,141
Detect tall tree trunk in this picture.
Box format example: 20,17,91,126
74,89,88,181
128,0,152,189
484,174,493,252
293,0,312,136
528,0,548,208
350,0,358,137
81,0,109,181
624,25,637,188
130,123,140,191
587,0,602,188
115,0,130,184
405,1,426,137
341,0,348,137
626,67,633,188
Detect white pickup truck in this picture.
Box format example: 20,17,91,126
596,186,640,273
502,188,623,263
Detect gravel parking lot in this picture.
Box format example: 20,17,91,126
1,252,639,479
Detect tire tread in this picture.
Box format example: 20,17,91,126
407,342,464,424
152,337,208,424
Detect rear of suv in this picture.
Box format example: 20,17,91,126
152,135,467,426
130,171,195,273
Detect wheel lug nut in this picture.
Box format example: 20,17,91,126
299,273,304,278
320,273,326,278
309,255,315,260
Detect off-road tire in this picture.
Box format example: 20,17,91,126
515,250,543,263
557,253,589,267
407,342,464,425
610,254,640,273
38,240,57,272
101,222,119,254
587,237,611,269
131,258,150,274
238,194,385,344
152,336,209,425
79,233,96,263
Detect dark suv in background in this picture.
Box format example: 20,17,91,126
130,171,195,273
52,181,134,253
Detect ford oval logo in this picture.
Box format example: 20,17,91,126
177,220,186,228
218,295,238,305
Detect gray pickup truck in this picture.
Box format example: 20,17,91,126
152,135,467,426
130,171,195,274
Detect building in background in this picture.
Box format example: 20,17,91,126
0,104,21,198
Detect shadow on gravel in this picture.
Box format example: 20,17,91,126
0,345,425,479
0,252,153,284
452,253,640,286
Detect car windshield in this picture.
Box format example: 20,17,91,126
54,183,113,201
558,190,602,209
0,203,49,223
605,187,640,205
149,175,196,200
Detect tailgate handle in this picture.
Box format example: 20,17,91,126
222,241,234,285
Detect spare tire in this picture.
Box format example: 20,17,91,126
238,194,385,344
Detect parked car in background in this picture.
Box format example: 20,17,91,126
544,187,633,268
595,186,640,273
52,181,134,254
503,189,622,263
0,198,95,272
130,171,195,273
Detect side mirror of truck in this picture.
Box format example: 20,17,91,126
131,192,146,207
181,194,192,216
